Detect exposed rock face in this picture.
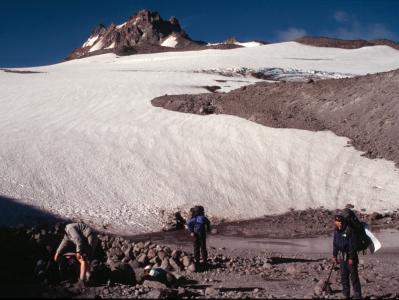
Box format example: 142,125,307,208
66,9,206,60
296,36,399,50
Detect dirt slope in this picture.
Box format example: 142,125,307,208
152,69,399,166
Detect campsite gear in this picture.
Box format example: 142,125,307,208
341,209,371,252
322,262,335,293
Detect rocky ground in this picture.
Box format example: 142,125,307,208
152,68,399,167
1,208,399,299
294,36,399,50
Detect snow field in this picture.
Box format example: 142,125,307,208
1,42,399,234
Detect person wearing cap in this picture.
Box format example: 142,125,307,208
54,223,98,285
333,214,362,299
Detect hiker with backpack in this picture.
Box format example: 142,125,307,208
54,223,99,286
333,211,364,299
186,205,211,270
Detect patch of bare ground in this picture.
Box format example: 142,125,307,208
295,36,399,50
152,69,399,166
0,68,44,74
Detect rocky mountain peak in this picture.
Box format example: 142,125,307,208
66,9,201,60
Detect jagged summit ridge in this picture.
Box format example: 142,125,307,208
67,9,205,60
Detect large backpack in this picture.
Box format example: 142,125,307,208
193,215,208,235
342,208,371,252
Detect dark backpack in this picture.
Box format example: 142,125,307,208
193,215,208,235
342,208,371,252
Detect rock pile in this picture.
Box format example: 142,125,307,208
0,223,199,298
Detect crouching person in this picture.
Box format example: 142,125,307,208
54,223,98,286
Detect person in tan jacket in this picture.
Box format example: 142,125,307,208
54,223,98,284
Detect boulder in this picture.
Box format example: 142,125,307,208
160,258,171,270
110,262,135,285
205,287,219,297
182,256,192,267
187,263,196,273
169,258,182,271
157,251,166,260
133,242,144,253
137,253,148,266
147,248,157,260
143,280,168,289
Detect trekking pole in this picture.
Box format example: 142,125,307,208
322,261,336,291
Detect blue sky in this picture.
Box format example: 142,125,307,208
1,0,398,67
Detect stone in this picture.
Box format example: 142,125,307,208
210,228,218,234
205,287,219,297
150,256,162,265
157,251,166,260
182,256,191,267
370,212,383,221
110,262,135,285
129,259,140,269
169,257,182,271
163,247,172,255
161,258,171,270
314,279,327,295
263,263,273,269
108,247,124,259
177,287,186,296
187,263,196,273
171,249,181,259
147,248,157,260
142,280,168,289
143,288,172,299
285,264,301,275
137,253,148,266
133,242,144,253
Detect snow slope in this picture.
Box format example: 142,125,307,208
1,42,399,233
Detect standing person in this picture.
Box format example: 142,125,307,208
54,223,98,285
333,214,362,299
186,206,211,270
